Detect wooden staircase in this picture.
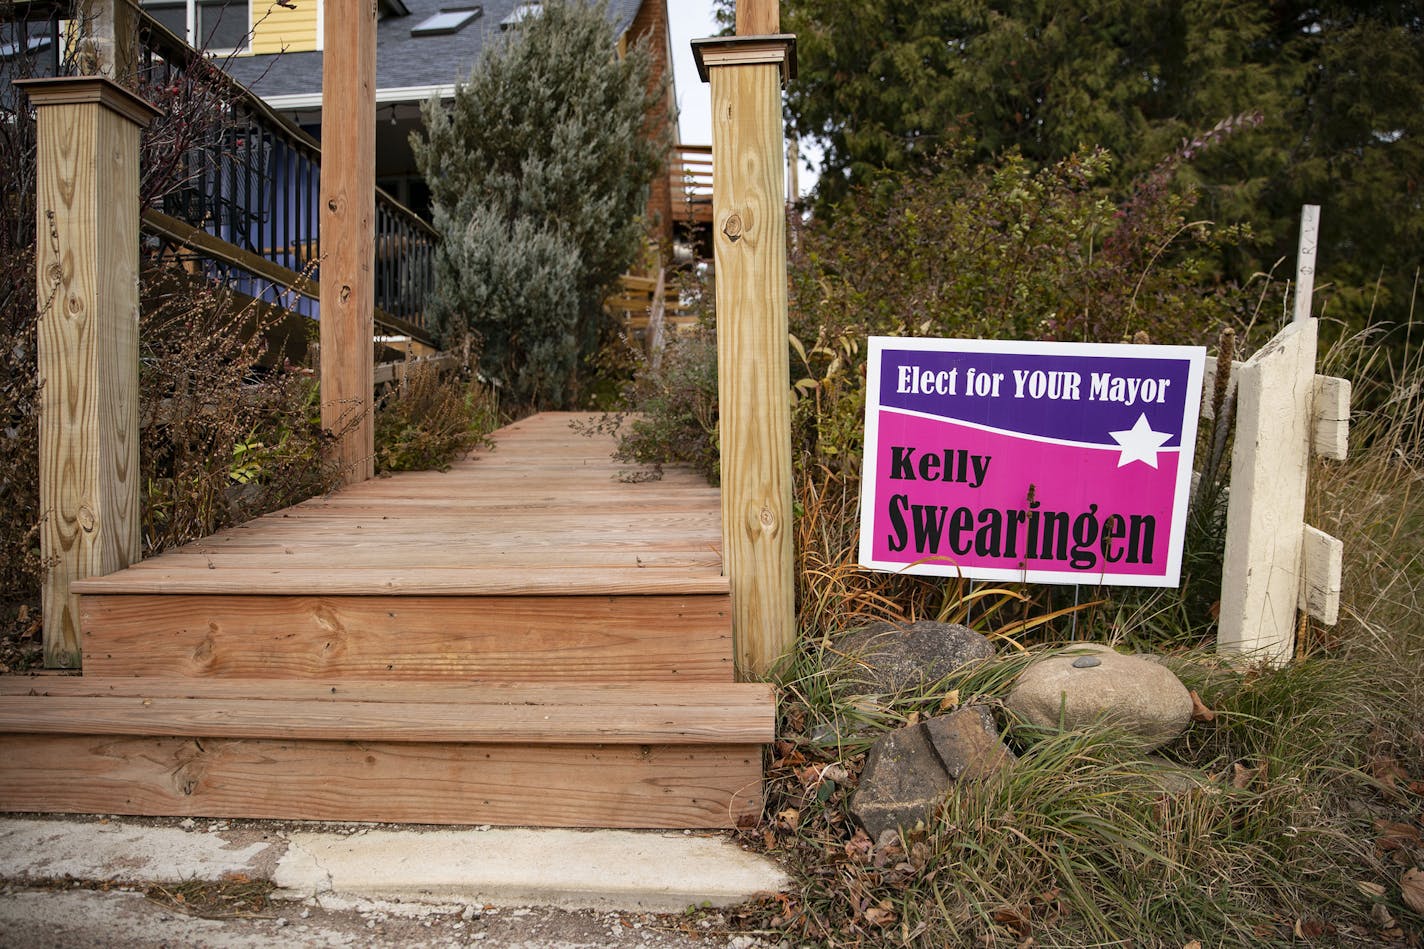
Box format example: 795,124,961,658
0,414,773,829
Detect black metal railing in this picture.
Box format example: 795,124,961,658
130,8,436,340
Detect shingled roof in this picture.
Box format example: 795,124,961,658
221,0,645,103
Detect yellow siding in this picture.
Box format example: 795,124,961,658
250,1,319,54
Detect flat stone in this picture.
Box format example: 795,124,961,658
837,620,995,693
850,707,1015,839
923,705,1017,781
1005,644,1193,752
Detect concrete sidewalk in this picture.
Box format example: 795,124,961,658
0,816,789,948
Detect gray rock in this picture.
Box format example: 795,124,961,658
837,621,995,693
1004,644,1193,752
850,706,1016,839
1142,755,1210,795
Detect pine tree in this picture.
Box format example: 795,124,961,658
412,0,667,409
783,0,1423,332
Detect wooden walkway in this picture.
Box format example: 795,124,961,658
0,414,773,828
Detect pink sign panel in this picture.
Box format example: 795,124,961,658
859,337,1206,587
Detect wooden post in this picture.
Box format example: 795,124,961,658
1293,204,1320,323
75,0,139,82
319,0,377,485
1217,318,1349,666
19,77,158,668
735,0,779,35
693,15,797,677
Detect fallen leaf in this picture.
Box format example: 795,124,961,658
844,829,873,861
993,905,1032,936
1370,755,1411,788
1401,867,1424,914
776,808,800,831
1356,880,1388,898
863,902,896,927
1182,942,1202,949
1371,901,1398,929
1293,917,1334,939
1231,761,1265,790
1374,819,1421,853
1188,690,1215,722
938,689,961,711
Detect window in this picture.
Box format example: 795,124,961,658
142,0,250,53
410,8,482,37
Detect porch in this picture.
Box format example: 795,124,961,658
0,414,774,828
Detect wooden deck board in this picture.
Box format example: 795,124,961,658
0,679,775,743
73,413,726,598
0,734,763,828
81,593,733,681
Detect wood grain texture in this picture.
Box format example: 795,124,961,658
1218,319,1318,665
0,683,774,743
709,61,796,677
319,0,377,485
26,80,155,668
1299,525,1343,625
81,594,732,681
1312,375,1351,461
735,0,779,35
72,414,728,599
0,734,764,828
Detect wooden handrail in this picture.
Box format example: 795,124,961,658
142,208,434,346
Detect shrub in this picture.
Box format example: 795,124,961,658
374,353,500,473
412,0,667,411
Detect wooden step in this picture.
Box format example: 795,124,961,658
79,593,733,682
0,677,774,828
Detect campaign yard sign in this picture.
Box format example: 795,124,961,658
859,337,1206,587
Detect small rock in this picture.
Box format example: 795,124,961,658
1005,644,1193,751
1143,755,1210,795
275,917,289,928
850,706,1016,838
837,620,995,693
461,905,477,921
179,818,196,830
923,705,1017,780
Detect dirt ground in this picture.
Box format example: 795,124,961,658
0,883,781,948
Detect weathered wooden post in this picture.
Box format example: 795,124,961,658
1217,317,1349,666
320,0,378,485
693,0,797,677
19,77,158,668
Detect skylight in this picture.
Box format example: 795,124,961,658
411,7,482,36
500,1,541,29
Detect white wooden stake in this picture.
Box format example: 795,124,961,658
1293,204,1320,323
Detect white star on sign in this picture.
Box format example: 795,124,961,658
1109,413,1173,468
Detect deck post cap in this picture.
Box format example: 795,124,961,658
691,35,796,85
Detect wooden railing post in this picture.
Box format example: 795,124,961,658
1217,318,1349,666
18,77,158,668
693,11,797,677
320,0,377,485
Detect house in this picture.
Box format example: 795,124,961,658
198,0,679,238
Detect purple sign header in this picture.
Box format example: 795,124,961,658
860,337,1206,587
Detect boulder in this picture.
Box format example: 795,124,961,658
837,621,994,693
1004,644,1192,751
850,706,1016,839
